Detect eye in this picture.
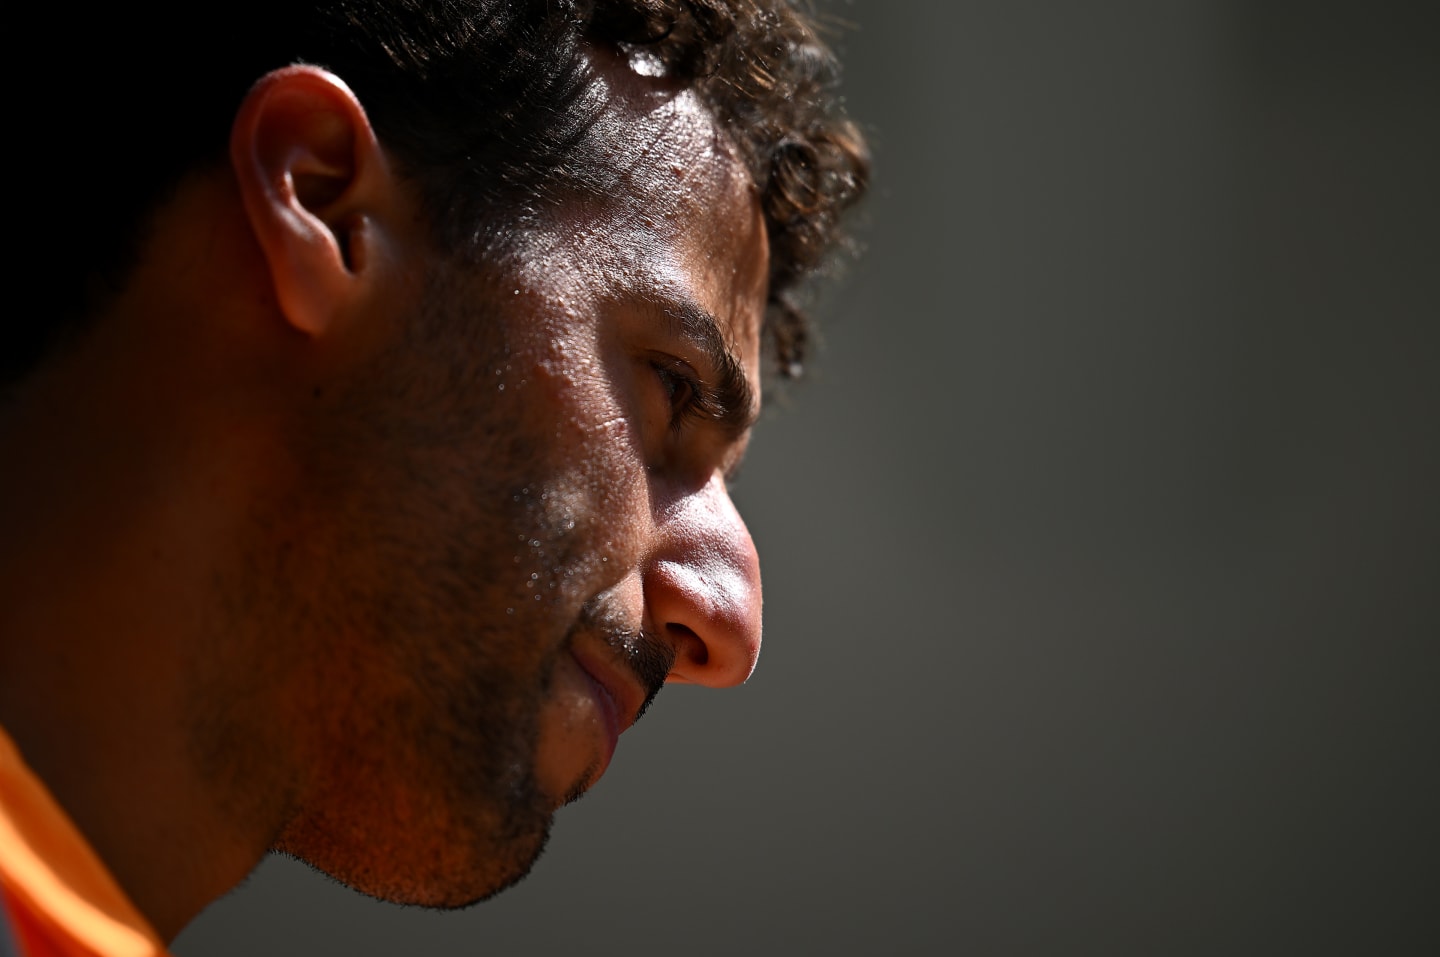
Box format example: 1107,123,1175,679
651,358,714,432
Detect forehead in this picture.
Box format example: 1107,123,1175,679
508,51,769,371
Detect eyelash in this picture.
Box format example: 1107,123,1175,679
652,359,717,432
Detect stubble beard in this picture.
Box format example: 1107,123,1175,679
193,265,602,909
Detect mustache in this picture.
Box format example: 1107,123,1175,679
603,626,676,723
575,599,676,724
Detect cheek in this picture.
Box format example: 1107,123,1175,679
566,405,653,558
516,357,653,591
501,287,656,578
538,323,645,483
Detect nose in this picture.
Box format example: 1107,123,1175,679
645,475,762,687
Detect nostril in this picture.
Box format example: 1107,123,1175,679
664,623,710,682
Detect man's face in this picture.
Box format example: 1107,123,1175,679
261,54,767,906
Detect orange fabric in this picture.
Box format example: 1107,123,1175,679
0,728,167,957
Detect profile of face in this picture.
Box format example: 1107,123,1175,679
257,51,768,906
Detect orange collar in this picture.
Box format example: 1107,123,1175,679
0,727,167,957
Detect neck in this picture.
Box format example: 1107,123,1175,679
0,320,297,941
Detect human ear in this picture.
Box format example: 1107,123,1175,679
229,66,391,338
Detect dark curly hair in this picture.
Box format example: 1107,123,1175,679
13,0,866,382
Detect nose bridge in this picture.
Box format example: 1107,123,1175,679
645,475,762,686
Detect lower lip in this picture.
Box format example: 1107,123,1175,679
573,653,621,765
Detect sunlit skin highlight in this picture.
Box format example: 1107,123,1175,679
0,50,765,940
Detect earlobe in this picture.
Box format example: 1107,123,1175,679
230,66,390,338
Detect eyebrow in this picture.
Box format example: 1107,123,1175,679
661,299,760,441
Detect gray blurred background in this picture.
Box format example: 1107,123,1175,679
177,1,1439,954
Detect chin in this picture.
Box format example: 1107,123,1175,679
272,799,556,910
395,831,555,910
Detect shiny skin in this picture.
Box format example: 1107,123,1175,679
264,55,768,906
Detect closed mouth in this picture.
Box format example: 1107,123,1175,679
569,642,641,749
